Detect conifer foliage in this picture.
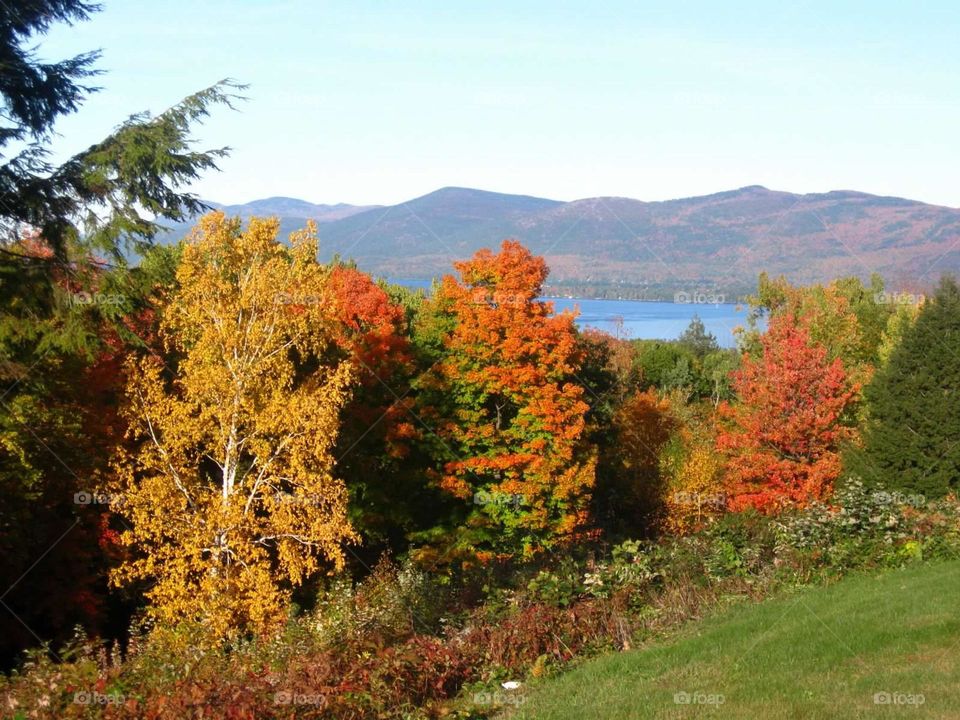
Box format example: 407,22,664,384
847,276,960,497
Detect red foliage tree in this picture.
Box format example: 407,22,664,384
327,267,411,377
323,266,428,551
717,313,859,512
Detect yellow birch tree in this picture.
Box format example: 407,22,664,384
108,212,356,638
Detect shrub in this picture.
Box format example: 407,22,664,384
311,556,449,651
774,478,960,573
460,601,623,675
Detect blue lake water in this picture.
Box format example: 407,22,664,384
548,298,749,348
386,280,749,348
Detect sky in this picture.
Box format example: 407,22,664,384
38,1,960,208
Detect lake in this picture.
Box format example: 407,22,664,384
548,298,749,348
387,280,750,348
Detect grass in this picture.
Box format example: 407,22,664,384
508,561,960,719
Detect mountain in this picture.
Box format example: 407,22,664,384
164,186,960,294
207,196,379,222
312,187,563,275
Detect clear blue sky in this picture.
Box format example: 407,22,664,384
40,1,960,207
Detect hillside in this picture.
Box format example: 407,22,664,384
208,196,379,222
511,561,960,719
165,186,960,292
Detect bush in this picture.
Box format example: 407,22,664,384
774,478,960,573
312,556,450,651
460,601,624,675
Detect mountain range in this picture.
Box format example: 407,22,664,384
167,186,960,295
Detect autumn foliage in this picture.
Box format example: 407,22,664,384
4,203,922,683
661,406,726,534
717,314,859,512
416,240,596,558
323,265,429,551
108,213,357,638
602,389,676,533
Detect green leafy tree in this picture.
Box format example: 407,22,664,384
633,340,697,393
701,349,740,406
845,277,960,498
742,273,892,378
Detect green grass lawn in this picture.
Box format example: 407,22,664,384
508,561,960,719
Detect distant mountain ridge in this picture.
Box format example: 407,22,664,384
205,196,380,222
168,186,960,292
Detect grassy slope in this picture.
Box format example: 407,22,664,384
510,561,960,719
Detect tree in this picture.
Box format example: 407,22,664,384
717,314,859,512
0,235,180,667
596,388,675,536
876,300,921,368
413,240,596,561
0,2,239,659
846,277,960,498
324,266,443,557
677,315,719,357
742,273,889,391
1,2,101,231
662,435,725,535
701,349,739,407
0,0,240,262
633,340,698,394
108,214,356,638
1,0,241,365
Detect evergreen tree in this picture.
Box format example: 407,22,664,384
1,1,241,265
678,314,719,357
846,276,960,498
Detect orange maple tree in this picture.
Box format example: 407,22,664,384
417,240,596,558
717,313,859,512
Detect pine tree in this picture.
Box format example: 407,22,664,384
846,276,960,498
677,314,719,357
0,1,241,264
